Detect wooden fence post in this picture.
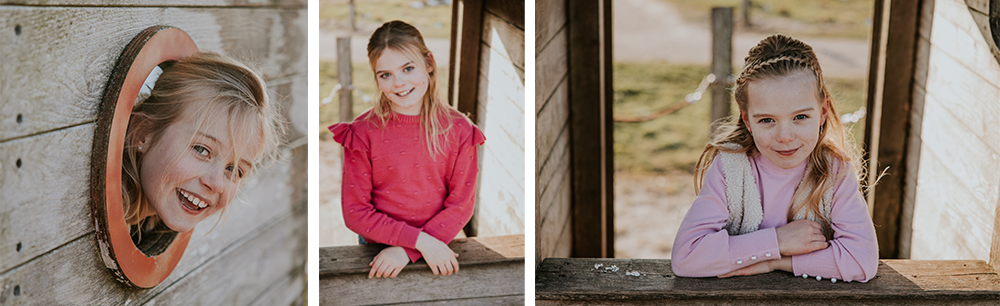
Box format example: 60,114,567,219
742,0,752,28
337,36,353,123
710,7,733,134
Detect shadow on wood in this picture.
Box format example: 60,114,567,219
536,258,1000,305
319,234,525,305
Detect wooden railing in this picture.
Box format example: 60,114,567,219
536,258,1000,305
319,234,525,305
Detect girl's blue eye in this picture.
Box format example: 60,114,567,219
404,66,414,72
193,145,210,156
379,73,390,79
795,114,809,120
758,118,773,124
226,165,246,179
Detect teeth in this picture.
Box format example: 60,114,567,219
179,190,207,209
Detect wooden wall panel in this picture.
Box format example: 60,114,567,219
906,0,1000,261
475,11,525,237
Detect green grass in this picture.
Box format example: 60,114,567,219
662,0,874,39
319,0,452,38
318,60,449,140
613,61,867,175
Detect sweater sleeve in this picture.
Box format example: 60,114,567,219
790,164,879,282
671,155,783,277
416,124,486,258
331,123,423,252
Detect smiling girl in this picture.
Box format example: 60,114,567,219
123,51,282,239
670,34,878,282
330,20,485,279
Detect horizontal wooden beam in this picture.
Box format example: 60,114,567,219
536,258,1000,304
319,234,524,276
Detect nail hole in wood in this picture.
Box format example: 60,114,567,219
14,24,20,36
15,158,21,168
13,285,19,296
16,242,21,252
16,114,22,124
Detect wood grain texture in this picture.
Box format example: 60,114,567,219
475,12,526,238
318,235,524,305
0,6,305,142
536,0,566,54
536,258,1000,303
535,28,568,115
483,0,524,29
535,80,569,166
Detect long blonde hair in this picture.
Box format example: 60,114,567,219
366,20,460,158
694,34,861,232
122,52,283,233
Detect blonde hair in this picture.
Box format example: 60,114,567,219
694,34,861,234
366,20,462,158
122,51,284,233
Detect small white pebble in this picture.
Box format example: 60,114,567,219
802,274,808,279
816,276,822,281
594,263,603,270
831,278,837,283
625,271,641,276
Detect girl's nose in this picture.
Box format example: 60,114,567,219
776,125,795,143
393,75,407,87
200,167,226,193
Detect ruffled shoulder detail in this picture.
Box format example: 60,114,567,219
329,122,370,152
469,125,486,146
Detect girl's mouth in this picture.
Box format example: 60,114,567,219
177,189,209,213
775,148,798,157
394,88,415,98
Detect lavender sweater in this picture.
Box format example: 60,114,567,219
671,153,878,282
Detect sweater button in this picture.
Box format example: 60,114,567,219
415,163,420,168
383,139,389,143
349,184,355,188
402,179,407,183
413,192,418,195
373,156,378,160
413,137,419,141
400,151,406,155
459,171,465,175
765,253,771,257
736,260,743,265
351,159,356,162
751,256,757,260
439,224,445,227
466,182,471,186
362,173,368,177
388,166,393,170
426,176,431,180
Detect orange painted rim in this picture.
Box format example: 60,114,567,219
91,26,198,288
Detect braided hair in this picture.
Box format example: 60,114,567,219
694,34,861,232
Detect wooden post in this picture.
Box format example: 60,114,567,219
449,0,484,238
710,7,733,134
864,0,919,259
349,0,357,32
337,36,353,123
569,0,614,258
742,0,752,28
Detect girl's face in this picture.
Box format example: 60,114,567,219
374,48,432,116
744,70,826,169
139,105,258,233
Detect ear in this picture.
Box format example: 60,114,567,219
741,111,751,132
131,119,153,153
425,52,436,73
821,97,830,126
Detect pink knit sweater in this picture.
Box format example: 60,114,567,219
671,152,878,282
330,110,485,262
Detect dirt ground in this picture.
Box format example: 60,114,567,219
614,171,698,259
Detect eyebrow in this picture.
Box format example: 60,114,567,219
752,107,815,118
375,61,413,75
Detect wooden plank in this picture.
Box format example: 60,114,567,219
927,0,1000,87
536,258,1000,302
569,0,614,258
535,29,568,114
482,12,526,75
447,0,483,121
483,0,524,30
966,0,989,13
0,77,305,274
0,6,306,142
0,124,92,273
898,83,927,259
0,0,305,7
318,235,524,276
536,0,566,55
537,123,569,223
864,0,920,259
393,295,524,305
0,207,305,305
539,168,571,260
247,263,306,306
318,235,524,305
535,80,569,165
992,186,1000,274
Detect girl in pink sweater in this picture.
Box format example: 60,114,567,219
671,34,878,282
330,20,485,279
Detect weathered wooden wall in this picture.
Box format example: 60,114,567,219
905,0,1000,262
473,1,526,238
0,2,307,304
536,0,573,266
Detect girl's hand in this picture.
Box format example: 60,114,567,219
369,246,409,278
415,232,460,276
775,219,829,256
718,257,792,278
